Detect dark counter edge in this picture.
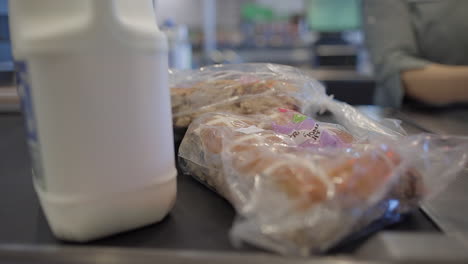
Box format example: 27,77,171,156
0,243,461,264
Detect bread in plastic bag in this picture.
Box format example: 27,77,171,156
170,63,325,128
179,109,467,256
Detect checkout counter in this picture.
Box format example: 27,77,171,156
0,2,467,261
0,21,467,255
1,101,468,263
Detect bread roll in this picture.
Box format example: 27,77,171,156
171,79,303,128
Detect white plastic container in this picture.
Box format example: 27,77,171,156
9,0,177,242
161,20,192,69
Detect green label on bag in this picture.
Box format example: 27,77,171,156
292,114,307,123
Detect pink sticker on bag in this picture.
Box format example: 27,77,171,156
271,109,346,148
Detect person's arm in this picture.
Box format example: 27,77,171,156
363,0,430,107
364,0,468,107
402,64,468,106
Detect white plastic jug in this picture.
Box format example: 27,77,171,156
9,0,177,242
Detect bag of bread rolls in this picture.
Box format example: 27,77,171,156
179,109,468,256
170,63,404,147
170,63,325,129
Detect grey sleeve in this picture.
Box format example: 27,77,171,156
363,0,431,107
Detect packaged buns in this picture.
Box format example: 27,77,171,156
179,109,467,255
170,64,324,128
175,63,467,255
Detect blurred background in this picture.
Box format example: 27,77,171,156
0,0,375,110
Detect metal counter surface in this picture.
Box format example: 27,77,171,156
397,106,468,135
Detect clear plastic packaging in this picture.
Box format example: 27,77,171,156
179,110,467,255
177,64,468,255
170,63,404,140
170,63,325,128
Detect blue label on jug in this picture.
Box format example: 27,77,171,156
17,62,38,142
16,61,45,190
